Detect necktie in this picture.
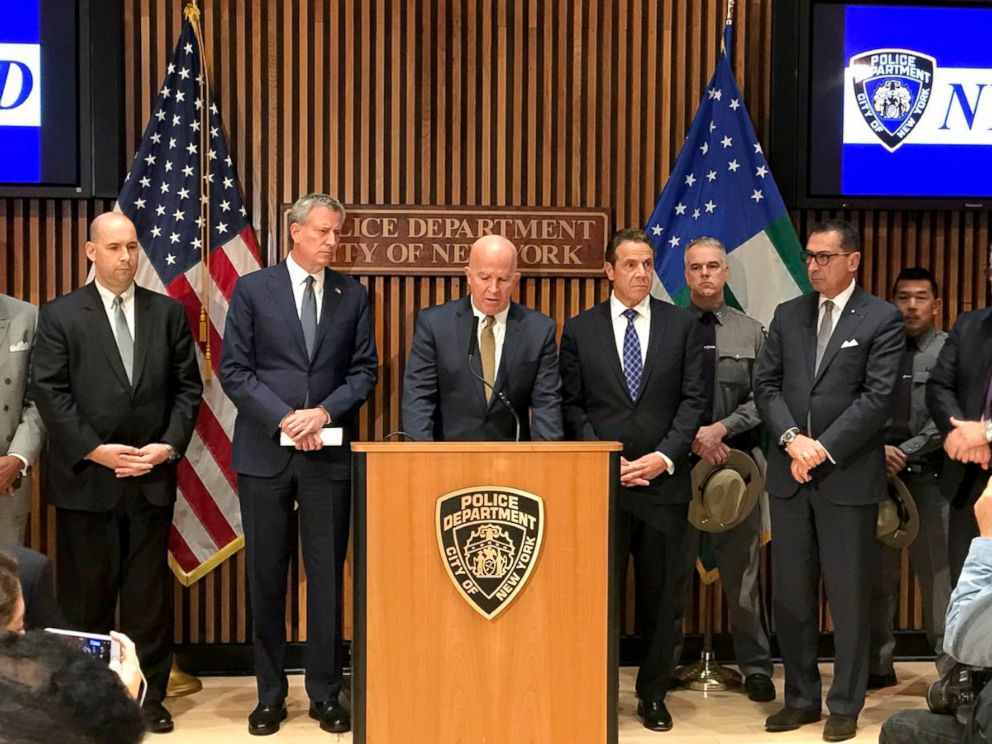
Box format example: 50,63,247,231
699,311,718,425
887,343,914,444
815,299,834,374
622,308,642,400
301,275,317,358
112,295,133,383
481,315,496,402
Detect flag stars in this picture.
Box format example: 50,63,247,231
721,135,733,148
184,42,193,54
692,208,701,220
139,176,151,188
150,226,163,238
220,200,231,212
728,159,740,172
169,137,177,149
754,142,763,154
208,149,217,161
225,156,232,167
175,91,186,103
144,154,157,166
195,216,205,228
729,99,741,111
178,187,190,200
699,142,709,155
704,200,717,213
133,198,146,210
684,173,697,187
160,182,170,194
191,237,202,250
164,161,173,172
668,236,681,248
751,189,764,202
674,203,687,215
223,177,233,189
150,132,162,144
155,205,166,217
194,98,202,110
161,86,171,98
166,254,176,265
167,63,175,74
173,208,185,222
190,120,200,132
216,222,228,234
756,165,768,178
712,89,722,101
169,232,181,244
179,67,190,80
187,143,198,155
182,164,194,178
172,114,181,126
210,127,219,138
706,170,717,182
650,224,663,236
709,121,717,133
210,103,218,115
239,206,247,217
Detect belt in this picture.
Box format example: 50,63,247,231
904,461,939,475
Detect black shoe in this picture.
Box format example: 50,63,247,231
312,701,350,734
745,673,777,702
636,699,673,732
867,672,898,690
142,702,174,734
248,704,287,736
823,713,858,741
765,706,821,732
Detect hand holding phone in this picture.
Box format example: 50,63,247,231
44,628,121,664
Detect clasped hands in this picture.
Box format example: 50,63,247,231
280,407,331,451
620,452,670,487
692,422,730,465
943,417,991,469
87,443,173,478
786,434,829,484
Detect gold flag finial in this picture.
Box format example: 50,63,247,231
183,2,200,24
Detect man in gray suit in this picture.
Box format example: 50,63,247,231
402,234,563,441
754,220,905,742
0,293,45,545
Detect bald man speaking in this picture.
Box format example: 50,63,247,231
402,234,563,441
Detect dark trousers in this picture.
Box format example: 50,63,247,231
949,480,983,586
239,454,350,707
879,709,965,743
769,487,877,718
55,490,174,705
617,500,688,703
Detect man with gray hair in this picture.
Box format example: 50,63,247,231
221,193,378,736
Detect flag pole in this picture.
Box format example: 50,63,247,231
184,0,213,382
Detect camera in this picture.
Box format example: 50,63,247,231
44,628,121,665
927,663,992,717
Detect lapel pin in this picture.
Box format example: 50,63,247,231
334,287,341,294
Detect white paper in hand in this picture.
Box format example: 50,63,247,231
279,428,344,447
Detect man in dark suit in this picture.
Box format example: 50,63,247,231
402,234,563,441
559,228,706,732
926,246,992,584
220,193,377,736
0,545,64,630
31,212,203,733
754,219,905,742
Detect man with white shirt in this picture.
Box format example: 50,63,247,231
754,219,905,742
559,228,706,732
402,234,563,441
31,212,202,733
221,193,377,736
0,292,45,545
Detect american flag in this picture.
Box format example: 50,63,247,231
116,12,259,585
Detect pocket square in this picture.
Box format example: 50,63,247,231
8,340,30,352
840,339,859,349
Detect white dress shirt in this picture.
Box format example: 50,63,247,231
470,300,509,378
817,278,856,338
93,279,136,343
286,253,325,320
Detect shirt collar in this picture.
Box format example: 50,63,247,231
911,326,938,351
93,278,135,306
688,300,727,323
286,253,325,289
820,279,856,315
469,299,510,325
610,291,651,319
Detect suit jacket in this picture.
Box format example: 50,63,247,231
754,286,905,505
220,262,378,479
1,544,64,630
926,307,992,504
401,297,563,441
0,294,45,516
31,283,203,512
559,297,706,506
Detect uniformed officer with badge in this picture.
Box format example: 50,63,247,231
673,236,776,703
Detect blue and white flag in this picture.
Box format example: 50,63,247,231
646,21,810,327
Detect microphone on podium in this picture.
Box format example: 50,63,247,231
467,314,521,443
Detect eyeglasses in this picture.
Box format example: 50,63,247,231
801,250,849,266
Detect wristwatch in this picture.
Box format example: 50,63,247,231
779,427,801,448
165,444,180,463
984,419,992,443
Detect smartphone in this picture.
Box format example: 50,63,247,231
44,628,121,664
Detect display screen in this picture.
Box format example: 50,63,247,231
807,3,992,200
0,0,79,186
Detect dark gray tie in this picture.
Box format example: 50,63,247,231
302,275,317,358
815,299,834,374
112,295,134,383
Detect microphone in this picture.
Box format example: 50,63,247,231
466,314,522,442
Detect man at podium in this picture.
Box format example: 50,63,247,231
559,228,706,733
402,234,563,441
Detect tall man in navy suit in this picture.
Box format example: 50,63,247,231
402,234,563,441
559,228,706,733
754,220,904,742
221,194,378,736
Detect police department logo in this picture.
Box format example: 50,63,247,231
850,48,935,152
436,486,544,620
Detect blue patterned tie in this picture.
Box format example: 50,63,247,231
622,308,642,400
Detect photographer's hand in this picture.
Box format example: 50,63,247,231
109,631,145,702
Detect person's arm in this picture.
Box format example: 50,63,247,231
944,488,992,667
717,327,766,439
926,315,967,436
318,285,378,421
558,320,597,441
401,311,440,441
653,315,706,463
160,303,203,454
528,319,564,441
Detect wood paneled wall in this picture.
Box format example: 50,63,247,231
2,0,989,649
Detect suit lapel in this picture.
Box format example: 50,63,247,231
270,262,309,361
309,268,344,360
458,298,488,409
803,293,818,380
130,286,152,390
813,286,868,386
593,301,628,398
0,296,10,366
492,303,523,409
978,310,992,385
82,283,132,392
637,298,667,399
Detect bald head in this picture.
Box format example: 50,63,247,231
465,234,519,315
86,212,139,295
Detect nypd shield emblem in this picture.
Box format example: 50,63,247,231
850,48,935,152
436,486,545,620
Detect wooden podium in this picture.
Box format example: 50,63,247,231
351,442,621,744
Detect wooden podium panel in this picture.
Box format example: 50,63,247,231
352,442,621,744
